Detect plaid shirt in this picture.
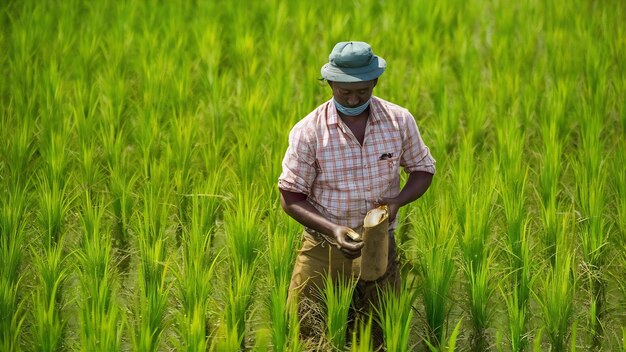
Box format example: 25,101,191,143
278,96,436,229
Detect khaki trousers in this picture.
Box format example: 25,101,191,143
288,229,400,349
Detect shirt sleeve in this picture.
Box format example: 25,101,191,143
400,111,436,174
278,123,318,195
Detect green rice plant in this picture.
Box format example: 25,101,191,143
36,173,72,249
177,195,219,312
430,86,460,165
0,276,25,352
0,130,34,351
266,218,299,296
572,113,608,346
0,183,28,291
411,198,456,347
501,218,533,352
351,314,373,352
32,284,64,352
495,112,528,266
574,132,607,268
465,254,495,351
0,114,36,188
453,138,475,215
168,115,198,243
536,212,577,352
134,112,164,179
267,279,302,352
99,117,128,175
132,182,172,352
0,187,27,352
615,141,626,316
223,187,265,273
502,286,528,352
424,318,463,352
77,142,100,194
461,83,491,151
133,240,171,352
377,281,417,352
176,195,221,351
108,167,136,272
456,154,495,270
178,304,210,352
510,217,533,307
323,273,357,351
266,219,301,352
538,123,563,264
39,125,72,191
220,263,257,351
76,194,121,351
456,175,496,350
575,164,608,346
72,87,102,193
31,243,67,352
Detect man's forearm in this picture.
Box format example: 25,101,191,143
279,190,338,237
394,171,433,206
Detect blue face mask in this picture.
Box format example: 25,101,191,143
333,98,371,116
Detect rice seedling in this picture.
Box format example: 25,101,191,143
536,211,577,352
266,216,301,352
72,87,102,194
0,114,36,188
424,318,463,352
175,195,221,351
572,109,608,346
0,184,29,351
219,263,258,351
350,314,373,352
502,286,528,352
168,115,198,244
411,198,456,347
456,169,496,350
537,123,563,265
108,167,136,272
223,187,265,273
31,243,67,352
501,219,534,352
322,272,357,350
132,181,173,352
133,239,171,352
76,194,121,351
266,278,303,352
376,280,417,351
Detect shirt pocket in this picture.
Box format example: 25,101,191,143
373,155,401,193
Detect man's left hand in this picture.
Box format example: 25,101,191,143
376,197,400,222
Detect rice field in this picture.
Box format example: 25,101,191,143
1,0,625,351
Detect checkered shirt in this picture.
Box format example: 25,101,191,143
278,96,436,229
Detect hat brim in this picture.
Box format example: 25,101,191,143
321,56,386,82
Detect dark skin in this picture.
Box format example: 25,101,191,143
280,79,434,259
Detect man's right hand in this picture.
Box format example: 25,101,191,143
332,226,364,260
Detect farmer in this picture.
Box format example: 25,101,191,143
278,41,435,348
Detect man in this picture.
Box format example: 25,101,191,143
278,41,435,348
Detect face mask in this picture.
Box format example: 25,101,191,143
333,98,371,116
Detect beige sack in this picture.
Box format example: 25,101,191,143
352,205,389,281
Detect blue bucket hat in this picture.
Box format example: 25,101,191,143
321,41,386,82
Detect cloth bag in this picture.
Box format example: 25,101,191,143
351,205,389,281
